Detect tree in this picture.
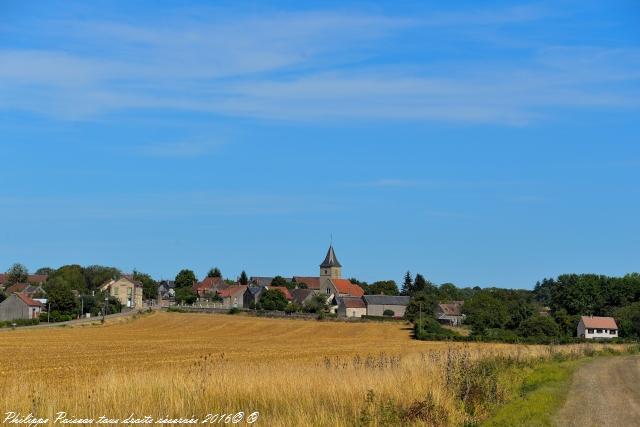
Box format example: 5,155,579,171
401,271,413,295
404,292,438,322
47,265,86,292
83,265,121,290
614,302,640,338
35,267,54,276
207,267,222,278
414,274,433,293
259,289,289,311
303,294,328,313
438,283,462,301
365,280,399,296
239,271,248,286
133,271,158,300
175,269,197,289
271,276,288,287
47,280,78,315
175,287,197,305
463,291,510,334
5,263,28,285
517,316,560,338
205,291,223,303
553,309,579,337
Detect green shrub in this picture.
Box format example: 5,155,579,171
228,307,240,315
383,309,395,317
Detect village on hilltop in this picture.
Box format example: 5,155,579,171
0,244,625,341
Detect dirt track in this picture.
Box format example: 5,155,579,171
555,355,640,427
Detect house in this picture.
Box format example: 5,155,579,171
291,288,315,306
4,283,28,294
243,285,265,308
337,297,367,318
577,316,618,339
0,274,48,289
363,295,410,317
99,277,144,308
0,293,43,321
249,277,273,287
193,276,227,298
292,276,321,290
217,285,248,309
436,301,465,326
5,283,46,297
157,280,175,299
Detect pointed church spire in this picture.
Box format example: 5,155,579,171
320,245,342,268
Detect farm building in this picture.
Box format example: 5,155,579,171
337,297,367,318
577,316,618,339
436,301,465,326
363,295,410,317
0,293,43,321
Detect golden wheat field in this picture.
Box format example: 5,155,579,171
0,311,624,426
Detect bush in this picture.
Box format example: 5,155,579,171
414,317,457,339
228,307,240,315
517,315,560,338
0,318,39,328
383,309,395,317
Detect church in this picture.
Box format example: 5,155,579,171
318,245,365,299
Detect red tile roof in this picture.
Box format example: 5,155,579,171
292,276,320,290
5,283,28,294
218,285,247,298
332,279,364,297
438,301,464,316
340,297,366,309
581,316,618,329
15,293,43,307
194,277,226,293
28,274,48,284
269,286,293,301
0,274,47,285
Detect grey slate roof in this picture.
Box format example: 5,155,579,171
362,295,410,306
320,245,342,268
291,288,314,305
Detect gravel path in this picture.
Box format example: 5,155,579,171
555,355,640,427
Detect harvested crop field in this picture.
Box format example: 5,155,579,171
0,311,624,426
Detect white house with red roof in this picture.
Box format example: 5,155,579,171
577,316,618,339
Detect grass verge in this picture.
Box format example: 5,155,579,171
481,359,584,427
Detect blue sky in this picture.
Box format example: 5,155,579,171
1,1,639,288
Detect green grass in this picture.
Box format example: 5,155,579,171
482,359,584,427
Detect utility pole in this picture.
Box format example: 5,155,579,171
47,302,50,323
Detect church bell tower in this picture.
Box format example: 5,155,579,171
320,244,342,290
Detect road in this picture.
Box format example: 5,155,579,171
555,355,640,427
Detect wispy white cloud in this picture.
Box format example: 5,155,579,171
0,7,638,124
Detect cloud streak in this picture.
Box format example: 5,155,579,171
0,7,638,124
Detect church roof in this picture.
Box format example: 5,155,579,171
320,245,342,268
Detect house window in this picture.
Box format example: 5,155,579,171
114,286,119,296
326,287,330,295
588,329,594,334
352,310,356,317
597,329,602,333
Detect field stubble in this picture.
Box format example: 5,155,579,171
0,311,628,426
